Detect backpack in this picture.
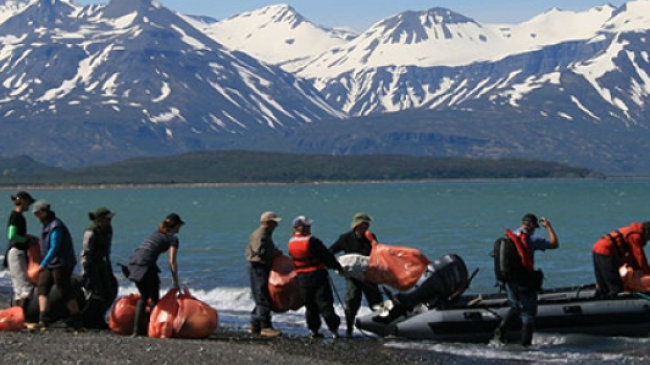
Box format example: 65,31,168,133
493,237,544,290
493,237,524,283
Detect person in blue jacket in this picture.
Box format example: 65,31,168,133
32,200,82,331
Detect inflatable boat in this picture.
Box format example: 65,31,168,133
355,255,650,342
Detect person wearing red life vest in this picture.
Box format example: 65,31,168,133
592,221,650,299
288,215,344,339
494,213,559,347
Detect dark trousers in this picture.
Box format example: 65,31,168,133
593,252,624,298
133,268,160,336
298,270,340,333
38,266,74,300
249,262,273,329
344,278,382,327
504,282,538,326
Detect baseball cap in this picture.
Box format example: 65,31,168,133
12,191,35,205
292,215,313,228
522,213,539,228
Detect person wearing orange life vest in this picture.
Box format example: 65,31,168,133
494,213,559,347
288,215,344,339
592,221,650,299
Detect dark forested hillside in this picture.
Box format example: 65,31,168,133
0,151,600,187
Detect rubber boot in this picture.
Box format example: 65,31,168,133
521,323,533,346
493,321,507,344
133,299,148,337
345,312,354,337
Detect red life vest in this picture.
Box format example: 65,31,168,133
505,229,534,272
288,234,325,273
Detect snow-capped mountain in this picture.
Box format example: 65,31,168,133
197,4,356,72
1,0,650,174
0,0,342,167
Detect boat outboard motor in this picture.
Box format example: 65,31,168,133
374,254,469,323
396,254,469,310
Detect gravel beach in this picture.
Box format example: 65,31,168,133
0,293,450,365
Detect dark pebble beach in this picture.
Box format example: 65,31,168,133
0,293,460,365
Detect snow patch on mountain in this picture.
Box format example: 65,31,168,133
198,4,356,71
297,6,616,80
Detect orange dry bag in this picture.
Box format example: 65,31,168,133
365,240,430,291
109,293,147,335
148,289,179,338
26,235,41,285
268,255,304,312
620,265,650,292
174,289,218,339
0,306,25,332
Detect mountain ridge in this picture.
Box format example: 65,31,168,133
0,0,650,175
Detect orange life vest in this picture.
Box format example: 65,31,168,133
593,223,644,259
288,234,325,273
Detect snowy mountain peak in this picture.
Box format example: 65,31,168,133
101,0,161,18
242,4,306,28
200,4,356,69
605,0,650,32
369,7,477,45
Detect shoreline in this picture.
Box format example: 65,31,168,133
0,175,616,192
0,292,439,365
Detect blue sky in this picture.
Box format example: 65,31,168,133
77,1,624,32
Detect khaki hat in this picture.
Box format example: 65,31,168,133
261,211,282,223
89,206,115,221
32,200,51,214
351,212,373,228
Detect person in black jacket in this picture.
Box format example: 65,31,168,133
330,212,382,337
80,206,118,329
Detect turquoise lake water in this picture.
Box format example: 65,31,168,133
2,178,650,364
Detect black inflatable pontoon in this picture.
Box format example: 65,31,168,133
355,255,650,342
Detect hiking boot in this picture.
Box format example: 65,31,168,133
29,321,48,332
65,315,85,332
260,327,282,338
248,326,261,335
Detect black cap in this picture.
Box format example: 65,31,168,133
522,213,539,228
165,213,185,227
11,191,35,205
